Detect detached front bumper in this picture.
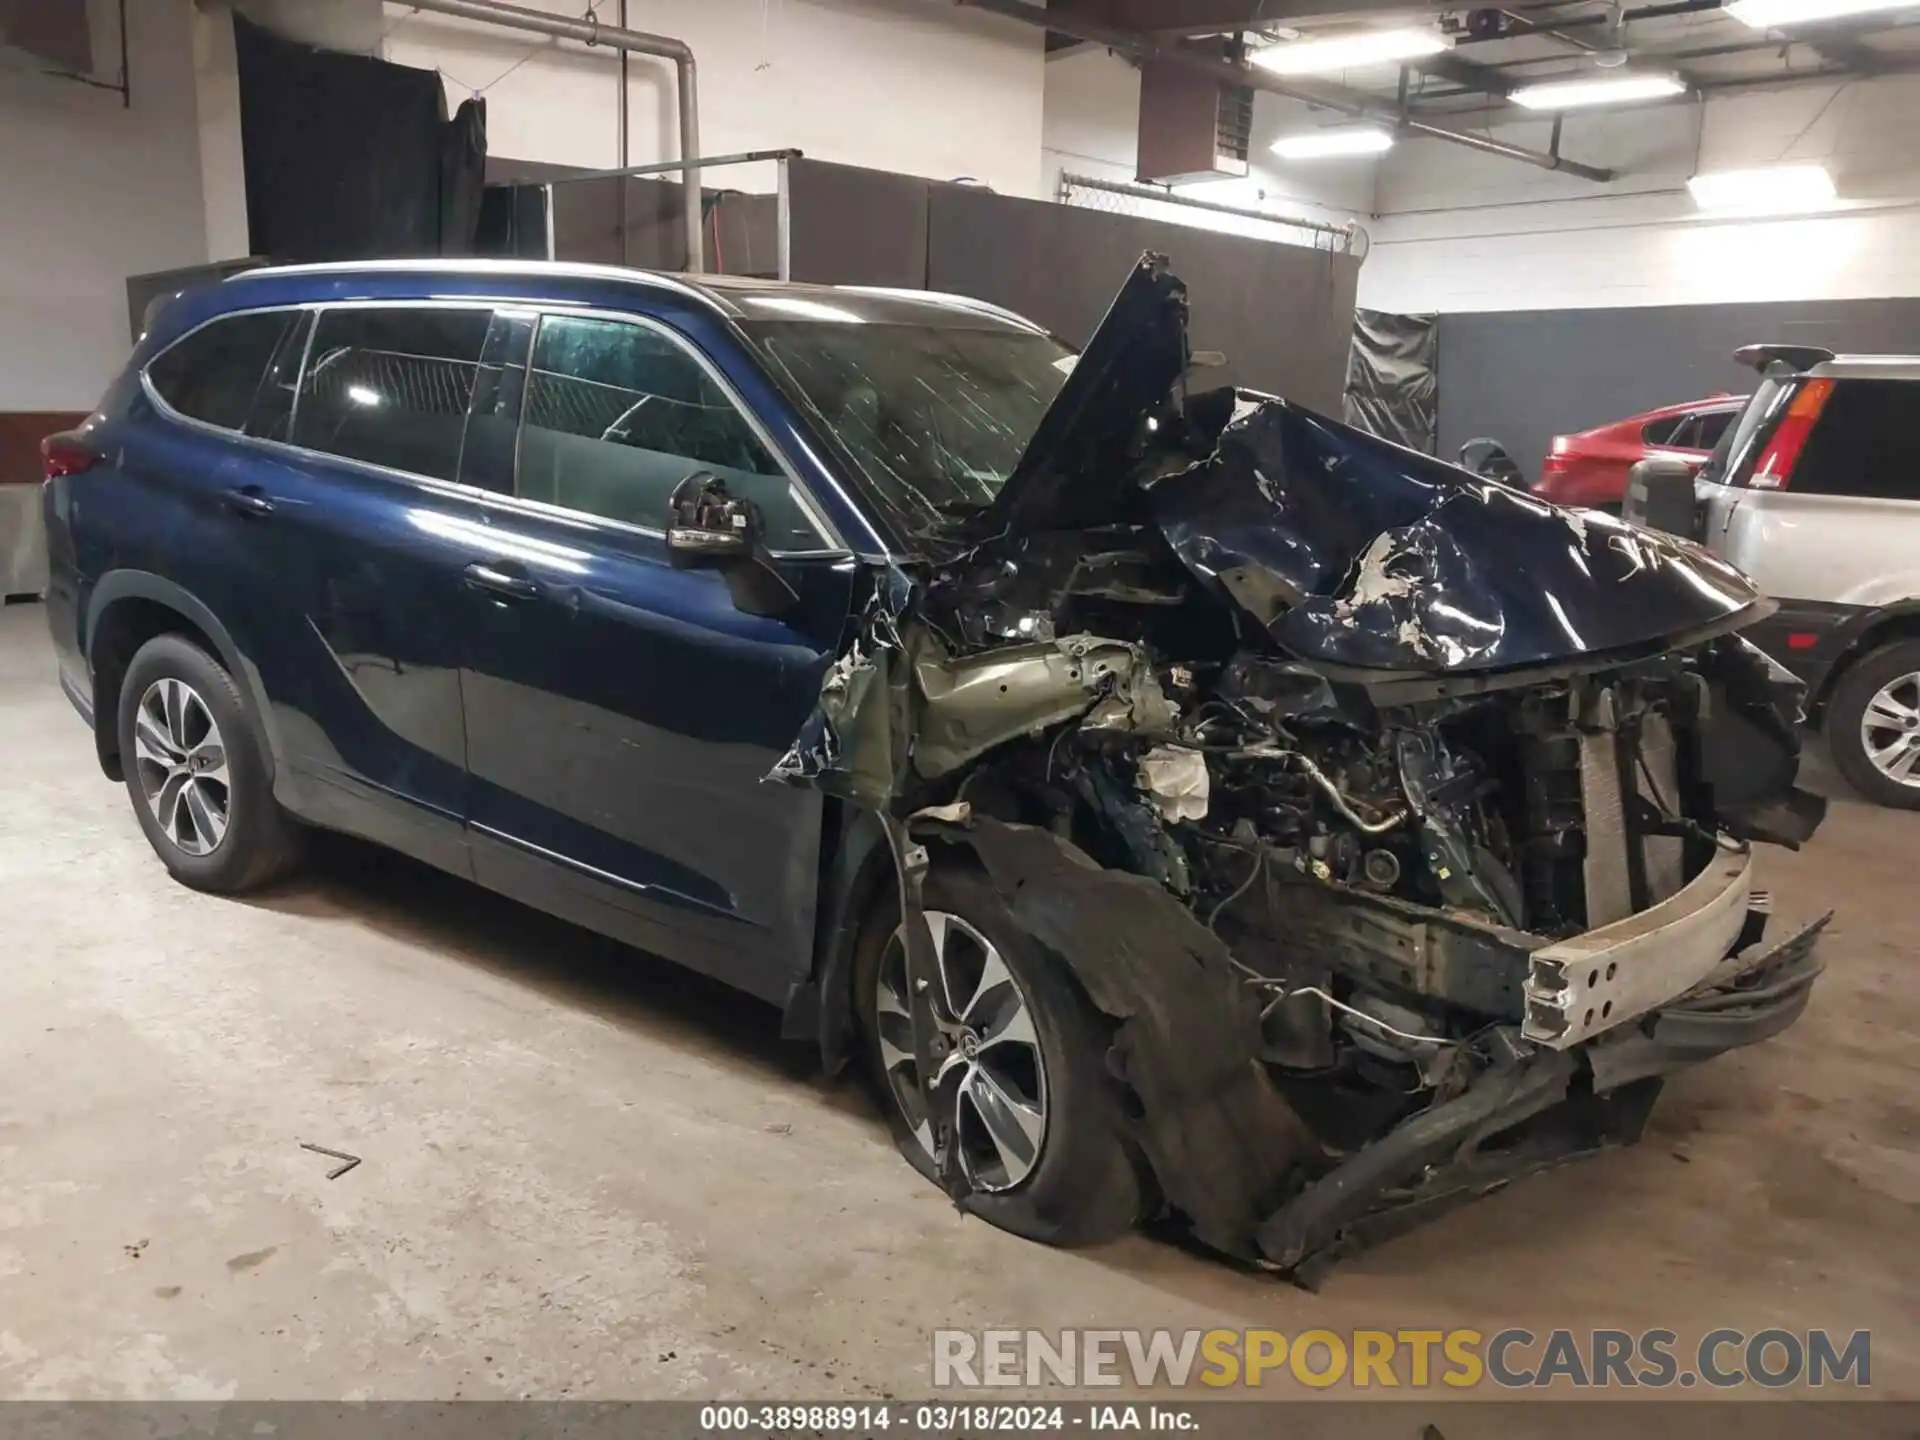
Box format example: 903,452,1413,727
1254,911,1826,1285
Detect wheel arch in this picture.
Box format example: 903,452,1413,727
1812,602,1920,718
85,572,272,785
782,800,897,1074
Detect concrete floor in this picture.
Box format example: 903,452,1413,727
2,600,1916,1403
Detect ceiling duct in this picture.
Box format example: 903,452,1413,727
0,0,92,73
1137,51,1253,184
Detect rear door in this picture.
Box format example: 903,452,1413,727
1710,378,1920,608
113,309,308,706
457,306,856,1001
230,302,503,873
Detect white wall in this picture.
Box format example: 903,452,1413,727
0,0,210,409
382,0,1047,198
1361,75,1920,314
1040,47,1379,231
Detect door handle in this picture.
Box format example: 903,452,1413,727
223,485,275,518
463,560,542,602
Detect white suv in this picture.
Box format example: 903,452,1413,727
1665,345,1920,808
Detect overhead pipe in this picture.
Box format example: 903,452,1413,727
618,0,631,262
403,0,705,269
957,0,1616,182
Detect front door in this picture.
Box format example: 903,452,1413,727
457,308,855,1001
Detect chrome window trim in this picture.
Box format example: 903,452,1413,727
519,303,845,554
139,297,855,560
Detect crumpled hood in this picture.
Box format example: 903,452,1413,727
1150,398,1767,673
983,251,1766,676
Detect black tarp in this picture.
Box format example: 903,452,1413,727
234,13,486,261
1345,307,1437,455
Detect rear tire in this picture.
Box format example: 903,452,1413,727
1826,638,1920,810
117,633,303,892
853,864,1144,1247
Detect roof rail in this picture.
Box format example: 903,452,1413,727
1733,343,1836,374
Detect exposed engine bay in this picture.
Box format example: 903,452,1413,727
770,255,1829,1282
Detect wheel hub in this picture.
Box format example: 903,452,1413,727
132,677,231,857
1860,670,1920,787
874,910,1049,1193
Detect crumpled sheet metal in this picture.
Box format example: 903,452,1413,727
913,633,1174,779
769,567,1176,802
919,815,1316,1259
1149,397,1763,675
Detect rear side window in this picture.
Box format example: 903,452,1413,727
1688,409,1735,451
147,311,299,432
292,307,492,481
517,314,819,548
1789,380,1920,500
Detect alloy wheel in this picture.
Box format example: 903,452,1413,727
1860,671,1920,788
133,677,231,856
874,910,1049,1193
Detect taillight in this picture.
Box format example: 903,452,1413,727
1748,379,1832,490
41,432,98,479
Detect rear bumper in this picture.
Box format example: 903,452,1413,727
1255,912,1826,1283
1532,465,1626,510
1740,598,1861,699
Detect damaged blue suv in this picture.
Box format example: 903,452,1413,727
45,254,1827,1281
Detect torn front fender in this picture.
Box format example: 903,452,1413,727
915,815,1318,1259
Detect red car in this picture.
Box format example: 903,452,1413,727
1533,394,1746,510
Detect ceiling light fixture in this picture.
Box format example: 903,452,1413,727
1725,0,1911,27
1687,163,1837,212
1251,27,1449,76
1510,72,1686,109
1271,127,1396,159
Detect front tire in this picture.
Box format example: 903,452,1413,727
853,864,1144,1246
1826,638,1920,810
117,633,302,892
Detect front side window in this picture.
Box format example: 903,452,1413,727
292,307,492,481
147,310,301,432
517,314,819,548
742,319,1074,540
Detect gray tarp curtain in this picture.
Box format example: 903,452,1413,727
1345,307,1438,455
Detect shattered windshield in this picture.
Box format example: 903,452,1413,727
741,319,1075,538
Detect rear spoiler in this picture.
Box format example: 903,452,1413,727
1733,343,1835,374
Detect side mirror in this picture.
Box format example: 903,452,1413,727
666,471,758,565
663,471,799,619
